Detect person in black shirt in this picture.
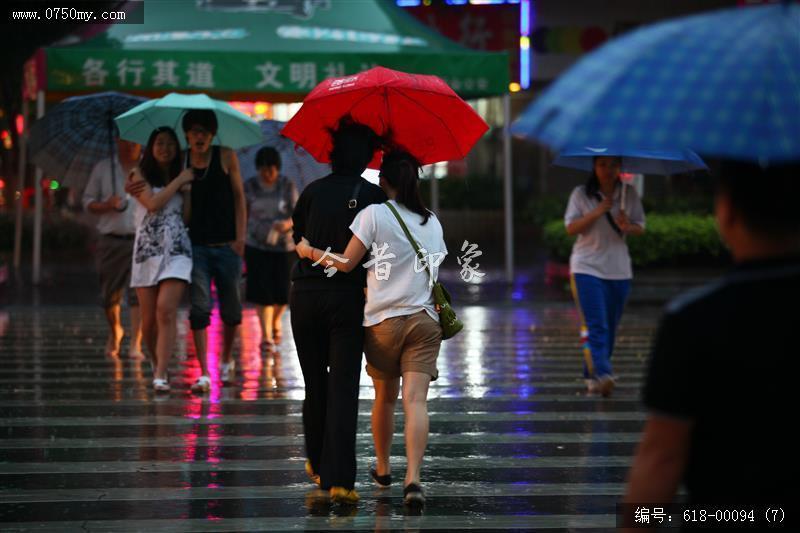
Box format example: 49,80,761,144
623,161,798,528
182,110,248,393
290,120,387,503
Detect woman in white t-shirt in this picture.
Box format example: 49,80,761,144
564,156,645,397
296,150,446,507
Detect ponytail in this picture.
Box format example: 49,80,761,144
380,151,430,225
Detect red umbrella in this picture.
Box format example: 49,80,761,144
281,66,489,168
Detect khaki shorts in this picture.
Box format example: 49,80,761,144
96,234,138,309
364,311,442,381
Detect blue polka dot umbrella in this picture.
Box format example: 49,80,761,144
553,146,707,175
511,3,800,164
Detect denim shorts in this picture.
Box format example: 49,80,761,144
189,244,243,330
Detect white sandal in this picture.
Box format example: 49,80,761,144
191,375,211,393
221,360,236,384
152,378,171,392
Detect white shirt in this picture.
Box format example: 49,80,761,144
82,157,136,236
564,183,646,280
350,200,448,327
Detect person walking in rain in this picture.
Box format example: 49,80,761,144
243,147,298,350
290,119,386,504
183,110,247,392
83,135,144,359
565,156,645,397
296,149,447,507
128,110,247,392
623,160,796,529
127,127,194,393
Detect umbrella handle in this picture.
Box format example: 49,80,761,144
108,111,117,198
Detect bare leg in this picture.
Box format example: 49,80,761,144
272,304,286,340
128,305,144,359
103,303,125,357
221,323,238,365
372,377,400,476
401,371,432,486
256,305,273,345
192,328,209,377
154,280,186,380
135,288,158,363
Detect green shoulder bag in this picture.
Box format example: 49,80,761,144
384,201,463,340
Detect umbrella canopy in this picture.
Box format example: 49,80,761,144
28,91,147,193
114,92,262,149
281,67,489,167
553,147,707,175
41,0,508,100
237,120,330,192
511,3,800,163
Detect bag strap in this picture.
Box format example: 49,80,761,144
385,201,432,279
591,191,623,237
348,179,363,209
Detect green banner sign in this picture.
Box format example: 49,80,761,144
46,49,509,99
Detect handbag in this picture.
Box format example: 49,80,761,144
384,201,463,340
591,190,624,238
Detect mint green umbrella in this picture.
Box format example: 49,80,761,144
114,92,263,149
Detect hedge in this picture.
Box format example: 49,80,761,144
542,214,727,267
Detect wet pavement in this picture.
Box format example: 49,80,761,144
0,297,668,532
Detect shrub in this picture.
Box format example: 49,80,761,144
521,194,570,227
542,214,727,267
641,196,713,215
419,176,503,210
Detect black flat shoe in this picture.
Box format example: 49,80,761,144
403,482,425,507
370,467,392,488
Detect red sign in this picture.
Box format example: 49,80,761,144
403,4,520,82
22,49,46,101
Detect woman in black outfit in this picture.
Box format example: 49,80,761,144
290,120,386,503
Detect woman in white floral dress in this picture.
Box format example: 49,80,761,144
128,127,194,392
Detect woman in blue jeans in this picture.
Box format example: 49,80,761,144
565,156,645,397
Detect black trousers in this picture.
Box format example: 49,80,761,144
289,287,365,490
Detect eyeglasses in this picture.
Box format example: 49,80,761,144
188,127,211,135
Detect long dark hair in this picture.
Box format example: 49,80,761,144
381,150,431,225
139,127,181,188
585,155,622,198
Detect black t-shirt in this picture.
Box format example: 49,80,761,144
644,255,799,506
291,173,387,290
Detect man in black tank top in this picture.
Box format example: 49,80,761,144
181,110,248,393
290,121,387,503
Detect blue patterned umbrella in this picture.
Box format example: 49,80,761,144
511,3,800,163
237,120,330,193
28,92,147,193
553,146,707,175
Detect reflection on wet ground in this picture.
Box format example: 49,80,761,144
0,303,661,531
